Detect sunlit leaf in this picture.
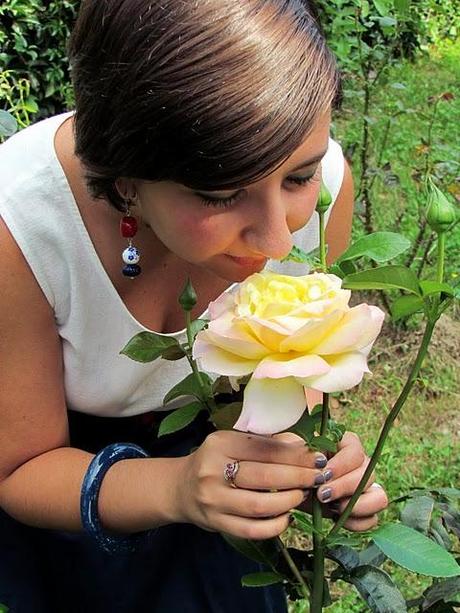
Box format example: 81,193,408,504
163,372,213,405
372,523,460,577
343,266,421,295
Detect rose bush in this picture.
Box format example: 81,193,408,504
193,271,385,434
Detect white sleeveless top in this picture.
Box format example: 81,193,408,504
0,113,345,417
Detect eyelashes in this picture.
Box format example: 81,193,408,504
198,169,321,209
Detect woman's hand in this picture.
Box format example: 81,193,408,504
174,429,338,540
275,431,389,531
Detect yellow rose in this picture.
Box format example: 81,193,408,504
193,271,385,434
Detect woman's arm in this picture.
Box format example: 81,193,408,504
325,159,354,266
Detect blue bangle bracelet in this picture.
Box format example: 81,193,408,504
80,442,152,555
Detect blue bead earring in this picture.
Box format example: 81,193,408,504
120,198,141,278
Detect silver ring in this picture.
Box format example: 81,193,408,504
224,460,240,487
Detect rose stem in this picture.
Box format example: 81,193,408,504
310,392,329,612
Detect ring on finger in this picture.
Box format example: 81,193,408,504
224,460,240,488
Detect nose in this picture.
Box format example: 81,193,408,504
242,191,293,260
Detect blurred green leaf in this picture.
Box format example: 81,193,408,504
158,402,203,437
343,266,421,295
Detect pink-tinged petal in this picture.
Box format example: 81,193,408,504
279,310,345,353
243,317,288,352
206,320,269,359
234,376,307,434
312,304,385,354
193,338,259,376
208,292,236,319
298,352,371,392
305,387,323,412
253,354,330,379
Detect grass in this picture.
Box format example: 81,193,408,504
332,38,460,285
286,39,460,612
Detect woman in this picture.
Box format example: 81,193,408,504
0,1,388,611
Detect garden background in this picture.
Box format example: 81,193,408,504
1,0,459,610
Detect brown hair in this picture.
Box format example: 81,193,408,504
69,0,341,212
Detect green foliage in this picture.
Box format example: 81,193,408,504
0,0,78,121
120,331,185,363
372,522,460,577
158,401,204,437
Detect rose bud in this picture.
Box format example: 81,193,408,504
179,278,198,311
426,180,458,234
316,182,332,214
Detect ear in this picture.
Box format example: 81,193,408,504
115,178,138,203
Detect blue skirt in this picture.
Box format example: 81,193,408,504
0,410,288,612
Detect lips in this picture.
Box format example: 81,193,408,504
226,254,267,268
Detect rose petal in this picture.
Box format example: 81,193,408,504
312,304,385,354
206,319,269,359
253,354,330,379
233,376,307,434
279,310,345,353
193,338,259,376
298,352,371,392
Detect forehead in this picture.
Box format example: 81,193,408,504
280,111,331,170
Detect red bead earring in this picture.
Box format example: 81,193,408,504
120,200,141,278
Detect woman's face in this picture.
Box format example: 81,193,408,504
132,112,331,282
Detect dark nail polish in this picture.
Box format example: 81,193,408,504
320,487,332,502
315,455,328,469
302,489,310,500
314,473,325,486
323,468,333,482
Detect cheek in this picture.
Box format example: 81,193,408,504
288,186,321,232
173,209,231,248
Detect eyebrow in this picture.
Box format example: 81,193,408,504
290,148,328,172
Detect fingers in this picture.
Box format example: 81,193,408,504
324,431,366,482
216,512,292,540
232,459,332,490
216,486,306,519
316,457,375,503
206,430,328,470
328,483,389,518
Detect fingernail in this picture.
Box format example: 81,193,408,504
314,473,326,486
314,455,328,469
302,489,310,500
320,487,332,502
323,468,333,482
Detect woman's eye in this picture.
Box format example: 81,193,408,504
197,192,241,208
286,169,321,186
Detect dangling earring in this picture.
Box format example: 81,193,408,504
120,198,141,278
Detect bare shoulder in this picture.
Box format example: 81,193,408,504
0,217,69,484
325,159,354,265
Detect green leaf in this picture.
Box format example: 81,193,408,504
394,0,410,14
372,523,460,577
379,16,397,27
348,565,408,612
158,402,203,437
210,402,242,430
188,318,209,343
290,510,314,535
0,604,9,613
372,0,392,16
390,295,424,321
161,344,186,361
309,435,337,453
221,534,279,567
359,543,387,567
241,571,285,587
120,331,182,363
400,495,434,534
342,266,421,296
0,110,17,138
336,232,411,265
163,372,213,405
285,411,318,444
430,518,452,551
419,281,455,298
422,577,460,610
280,244,313,264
